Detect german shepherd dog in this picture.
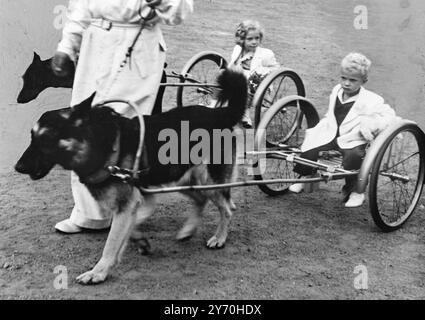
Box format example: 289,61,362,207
17,52,165,115
15,68,247,284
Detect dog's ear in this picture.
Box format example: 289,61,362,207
70,92,96,122
33,52,41,62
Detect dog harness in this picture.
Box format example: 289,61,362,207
84,99,149,186
80,130,121,185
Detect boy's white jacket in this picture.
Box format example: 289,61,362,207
229,45,279,75
301,84,396,152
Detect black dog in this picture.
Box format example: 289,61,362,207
17,52,74,103
17,52,165,115
15,68,247,284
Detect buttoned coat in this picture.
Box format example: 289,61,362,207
58,0,193,118
56,0,193,229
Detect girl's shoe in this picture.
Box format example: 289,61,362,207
344,192,365,208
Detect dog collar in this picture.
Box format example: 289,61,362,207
80,130,121,185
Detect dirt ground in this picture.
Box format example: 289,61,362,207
1,0,425,299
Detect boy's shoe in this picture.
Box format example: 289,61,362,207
55,219,83,234
344,192,365,208
289,183,304,193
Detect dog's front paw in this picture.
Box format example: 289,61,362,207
206,235,226,249
76,269,108,285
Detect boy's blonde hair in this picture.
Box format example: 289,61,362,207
235,20,264,46
341,52,372,82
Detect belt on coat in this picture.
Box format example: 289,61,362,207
90,18,153,31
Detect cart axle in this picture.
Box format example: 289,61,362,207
380,171,410,183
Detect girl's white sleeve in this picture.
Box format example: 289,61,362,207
155,0,194,25
57,0,91,62
256,50,279,75
265,51,279,69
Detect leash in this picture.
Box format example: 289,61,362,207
120,6,156,68
104,6,156,96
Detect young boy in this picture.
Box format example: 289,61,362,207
289,52,396,208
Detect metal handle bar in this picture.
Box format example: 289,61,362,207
137,177,326,194
158,83,221,88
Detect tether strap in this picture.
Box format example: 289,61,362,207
103,7,155,97
120,8,156,68
80,130,121,185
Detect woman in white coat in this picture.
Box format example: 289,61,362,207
51,0,193,233
289,53,396,208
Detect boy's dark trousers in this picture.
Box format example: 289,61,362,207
293,139,367,199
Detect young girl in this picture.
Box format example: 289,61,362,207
229,20,280,128
289,53,397,208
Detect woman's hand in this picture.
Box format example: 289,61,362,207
51,51,73,77
142,0,162,20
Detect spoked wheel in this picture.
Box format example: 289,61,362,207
253,68,305,129
253,96,319,196
176,51,227,108
369,123,425,231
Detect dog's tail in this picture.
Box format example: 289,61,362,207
216,68,248,127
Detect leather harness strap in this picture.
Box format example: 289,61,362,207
81,130,121,185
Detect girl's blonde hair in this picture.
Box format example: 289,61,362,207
235,20,264,46
341,52,372,82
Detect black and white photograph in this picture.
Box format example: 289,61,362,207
0,0,424,302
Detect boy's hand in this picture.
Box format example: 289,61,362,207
360,125,374,141
51,51,73,77
359,117,376,141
